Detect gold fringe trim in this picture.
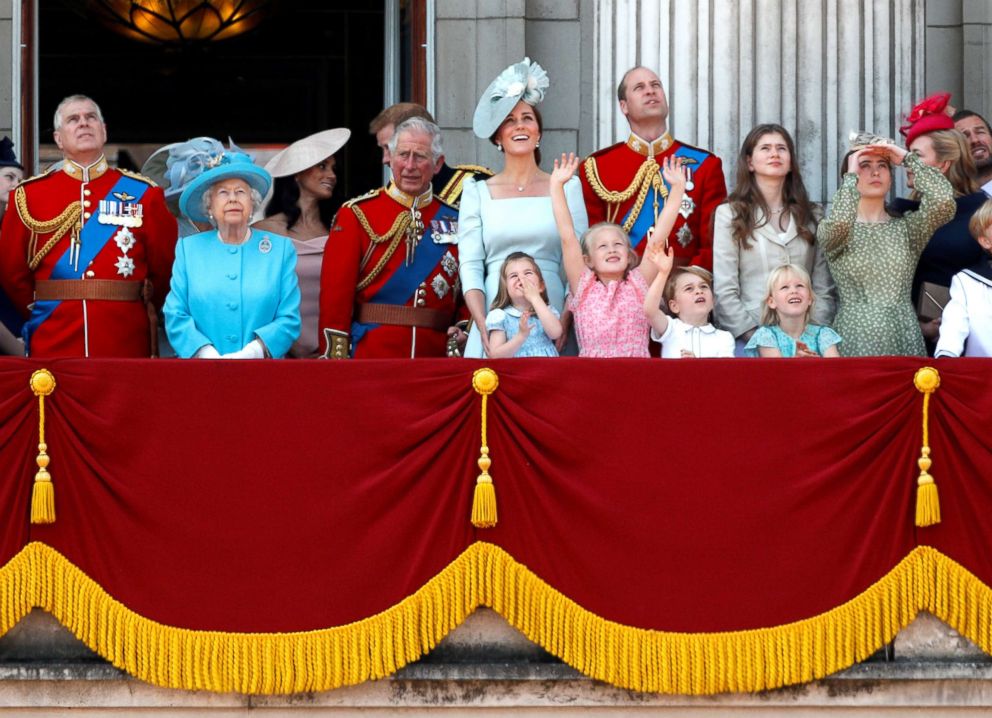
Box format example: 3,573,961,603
0,542,989,695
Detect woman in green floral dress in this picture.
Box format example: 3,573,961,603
816,139,955,356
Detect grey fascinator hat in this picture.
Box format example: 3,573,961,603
472,57,550,139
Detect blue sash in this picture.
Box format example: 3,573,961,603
622,145,709,250
351,203,458,350
23,175,149,353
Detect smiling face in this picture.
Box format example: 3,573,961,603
748,132,791,179
296,156,337,200
389,128,442,195
495,101,541,157
583,225,632,280
53,99,107,164
209,178,253,229
955,115,992,173
854,152,892,199
618,67,669,127
667,270,714,323
767,269,812,320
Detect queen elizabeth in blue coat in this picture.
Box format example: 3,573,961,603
164,151,301,358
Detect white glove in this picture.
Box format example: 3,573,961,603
194,344,221,359
221,339,265,360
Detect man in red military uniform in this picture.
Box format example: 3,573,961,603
581,67,726,270
319,117,466,358
0,95,177,357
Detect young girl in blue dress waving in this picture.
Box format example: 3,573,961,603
745,264,842,357
485,252,563,357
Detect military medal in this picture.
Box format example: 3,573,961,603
258,236,272,254
677,224,693,248
679,196,696,219
114,227,136,252
98,198,144,228
432,274,450,299
430,218,458,244
684,165,695,191
441,251,458,277
405,208,424,265
114,255,135,277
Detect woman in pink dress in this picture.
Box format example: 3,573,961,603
255,129,350,357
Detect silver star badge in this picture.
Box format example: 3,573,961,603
114,227,136,253
679,195,696,219
432,274,450,299
676,224,693,248
441,251,458,277
114,255,135,277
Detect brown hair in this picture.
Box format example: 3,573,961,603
662,266,713,314
726,124,818,249
489,105,543,166
910,129,979,198
491,252,550,310
369,103,436,135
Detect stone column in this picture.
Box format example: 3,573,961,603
593,0,926,202
0,0,15,141
962,0,992,116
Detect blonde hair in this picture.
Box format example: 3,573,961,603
491,252,549,310
969,199,992,242
579,222,639,275
761,264,816,326
911,129,979,198
662,266,713,316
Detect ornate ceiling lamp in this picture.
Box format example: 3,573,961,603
88,1,270,45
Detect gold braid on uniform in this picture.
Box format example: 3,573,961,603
351,205,413,291
584,157,668,232
14,186,83,270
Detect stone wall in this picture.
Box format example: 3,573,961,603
0,0,14,142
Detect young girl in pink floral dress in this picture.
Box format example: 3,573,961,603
550,152,685,356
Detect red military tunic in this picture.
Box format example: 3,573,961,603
0,157,177,357
581,132,726,270
318,182,465,358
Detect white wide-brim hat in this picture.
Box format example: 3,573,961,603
472,57,550,139
264,128,351,178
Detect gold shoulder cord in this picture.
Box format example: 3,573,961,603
118,168,157,187
351,204,413,291
584,157,666,232
15,186,83,270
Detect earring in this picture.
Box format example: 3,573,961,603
536,141,540,148
496,143,503,152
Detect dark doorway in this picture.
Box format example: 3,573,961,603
39,0,385,203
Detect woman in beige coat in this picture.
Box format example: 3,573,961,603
713,124,836,352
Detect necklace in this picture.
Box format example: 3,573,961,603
768,205,786,215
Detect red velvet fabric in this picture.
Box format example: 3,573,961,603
0,357,985,634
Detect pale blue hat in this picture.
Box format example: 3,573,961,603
178,150,271,223
472,57,550,139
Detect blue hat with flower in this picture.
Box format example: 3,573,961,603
178,146,271,223
472,57,550,139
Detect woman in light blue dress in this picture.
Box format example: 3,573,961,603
458,57,589,358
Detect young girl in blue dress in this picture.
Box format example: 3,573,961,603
485,252,563,357
745,264,842,357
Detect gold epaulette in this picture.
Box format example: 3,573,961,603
16,168,54,188
14,185,84,270
342,187,381,209
117,168,157,187
583,155,666,231
438,165,493,207
454,164,493,177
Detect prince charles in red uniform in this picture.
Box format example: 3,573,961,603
0,95,177,357
319,117,466,359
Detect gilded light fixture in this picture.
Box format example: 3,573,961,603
88,0,269,45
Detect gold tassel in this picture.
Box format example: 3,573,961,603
471,368,499,528
29,369,57,524
913,367,941,528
